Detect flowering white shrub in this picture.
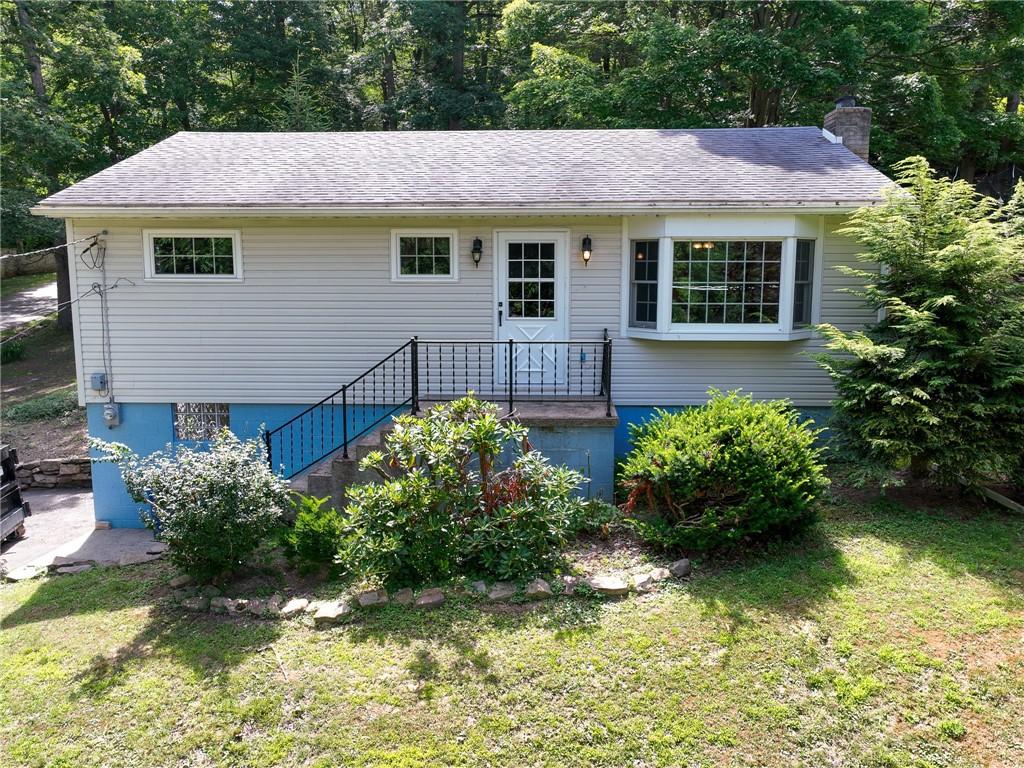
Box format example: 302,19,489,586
93,429,289,579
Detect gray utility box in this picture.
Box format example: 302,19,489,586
1,444,31,542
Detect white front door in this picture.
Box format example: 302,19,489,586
495,230,569,388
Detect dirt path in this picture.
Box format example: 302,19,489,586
1,279,57,330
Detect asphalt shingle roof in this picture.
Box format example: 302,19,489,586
36,127,891,211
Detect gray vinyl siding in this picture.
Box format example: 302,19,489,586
68,215,871,407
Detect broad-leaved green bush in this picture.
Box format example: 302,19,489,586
620,391,828,550
340,395,584,586
93,429,289,579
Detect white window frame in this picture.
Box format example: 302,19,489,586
390,228,459,282
623,233,819,342
143,229,243,282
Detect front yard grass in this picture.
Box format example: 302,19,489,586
2,489,1021,767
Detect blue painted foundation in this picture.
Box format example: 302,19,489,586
88,401,831,527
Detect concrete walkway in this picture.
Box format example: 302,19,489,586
1,488,158,575
1,280,57,330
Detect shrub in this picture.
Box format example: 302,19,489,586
93,429,290,580
339,395,584,586
1,340,25,364
815,160,1024,488
619,391,828,550
3,387,78,422
285,493,346,573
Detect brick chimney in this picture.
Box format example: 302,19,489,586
823,95,872,162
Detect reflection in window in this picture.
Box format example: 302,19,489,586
793,239,814,325
507,241,555,318
398,236,452,276
671,241,781,324
152,236,235,276
629,240,659,328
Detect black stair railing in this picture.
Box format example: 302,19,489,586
266,334,612,479
265,340,415,478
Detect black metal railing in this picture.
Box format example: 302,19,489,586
265,340,415,478
266,334,612,478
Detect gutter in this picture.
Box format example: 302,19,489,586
31,200,884,219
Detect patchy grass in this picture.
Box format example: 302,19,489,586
1,491,1021,767
0,318,85,460
1,271,56,299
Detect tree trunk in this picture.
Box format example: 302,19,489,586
15,0,47,103
53,230,72,331
16,0,73,331
381,47,397,130
448,0,466,130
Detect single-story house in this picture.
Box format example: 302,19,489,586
33,100,888,528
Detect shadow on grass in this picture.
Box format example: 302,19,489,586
828,492,1024,599
684,520,859,625
2,561,284,700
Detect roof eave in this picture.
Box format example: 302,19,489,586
31,200,884,219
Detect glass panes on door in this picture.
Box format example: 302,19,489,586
507,241,555,318
671,240,781,324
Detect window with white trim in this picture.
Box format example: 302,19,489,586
625,236,818,340
671,240,782,324
391,229,458,281
793,239,815,326
173,403,230,440
144,230,242,280
629,240,659,328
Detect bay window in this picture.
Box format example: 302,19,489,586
624,232,819,340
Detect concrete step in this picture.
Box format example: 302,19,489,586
295,421,396,512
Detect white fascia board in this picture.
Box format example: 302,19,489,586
31,201,883,219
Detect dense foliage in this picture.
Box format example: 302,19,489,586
620,391,829,550
93,429,290,579
815,159,1024,489
4,0,1022,249
339,396,584,586
285,493,347,573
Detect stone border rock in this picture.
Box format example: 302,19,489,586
16,456,92,489
165,559,695,628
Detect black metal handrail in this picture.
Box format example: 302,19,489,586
266,334,612,479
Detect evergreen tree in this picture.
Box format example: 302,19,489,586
272,60,330,131
815,158,1024,488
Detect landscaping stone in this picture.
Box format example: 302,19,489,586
3,565,45,582
39,459,60,473
146,542,169,555
669,559,692,578
313,600,351,627
280,598,308,617
649,567,672,582
303,600,320,614
586,575,629,596
393,588,414,605
49,561,92,573
266,595,284,615
247,599,266,617
199,584,222,598
561,575,580,596
228,599,249,615
118,552,161,566
181,596,210,612
169,574,194,589
56,563,93,575
470,580,488,594
173,587,198,600
525,578,553,600
631,573,654,592
209,597,234,614
357,589,388,608
415,588,445,609
487,582,517,602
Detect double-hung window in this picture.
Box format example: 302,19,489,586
144,230,242,281
629,240,659,328
626,235,819,340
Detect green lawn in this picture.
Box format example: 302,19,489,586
2,491,1022,767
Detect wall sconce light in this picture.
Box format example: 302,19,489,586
581,235,593,266
471,237,483,267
